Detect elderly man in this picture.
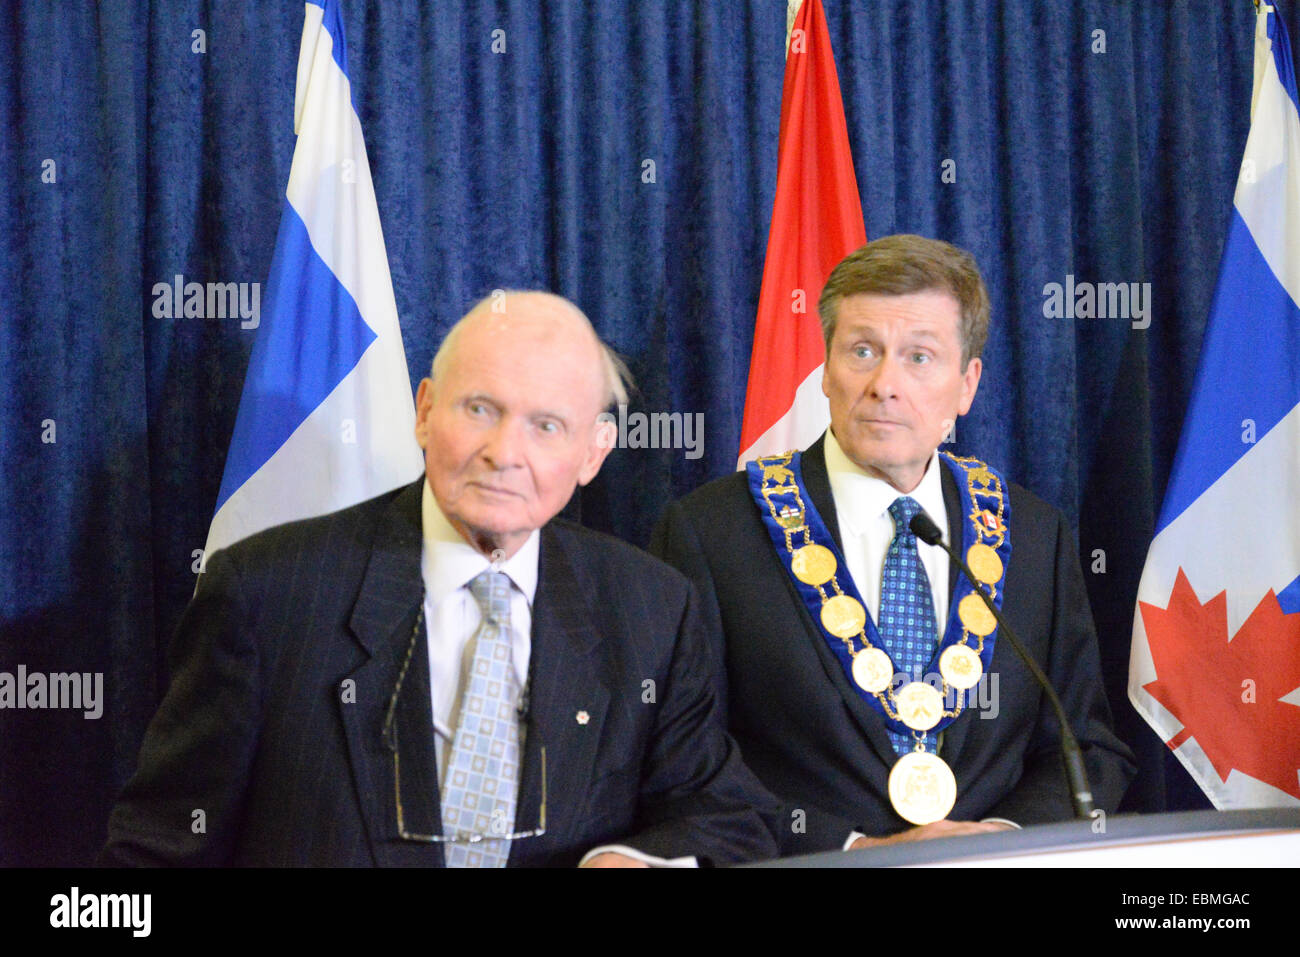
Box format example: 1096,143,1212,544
101,290,778,867
652,235,1135,856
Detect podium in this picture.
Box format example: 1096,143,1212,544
746,808,1300,866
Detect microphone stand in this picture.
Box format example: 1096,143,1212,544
910,512,1095,819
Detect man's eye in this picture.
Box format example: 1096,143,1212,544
467,401,489,416
911,352,931,364
537,420,560,435
853,346,874,359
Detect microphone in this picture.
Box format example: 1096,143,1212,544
910,511,1095,819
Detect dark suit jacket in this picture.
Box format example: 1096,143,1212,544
651,435,1136,856
100,479,780,866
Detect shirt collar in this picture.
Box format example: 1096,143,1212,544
823,429,948,540
420,479,540,606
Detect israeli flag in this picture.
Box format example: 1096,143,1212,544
1129,4,1300,808
203,0,422,564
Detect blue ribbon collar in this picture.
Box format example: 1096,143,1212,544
746,448,1012,738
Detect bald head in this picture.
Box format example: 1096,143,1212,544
413,290,626,558
432,291,629,410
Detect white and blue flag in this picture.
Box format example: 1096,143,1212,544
1129,3,1300,808
204,0,422,564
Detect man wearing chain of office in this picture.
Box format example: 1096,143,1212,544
652,235,1135,854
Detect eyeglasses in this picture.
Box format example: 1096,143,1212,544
382,604,547,844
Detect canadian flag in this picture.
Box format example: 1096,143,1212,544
737,0,867,466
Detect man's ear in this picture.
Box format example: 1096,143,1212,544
577,415,617,486
956,357,982,416
414,378,433,449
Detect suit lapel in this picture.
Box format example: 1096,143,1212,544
340,479,444,866
510,524,610,865
941,461,961,598
799,435,901,770
937,460,978,763
800,434,845,554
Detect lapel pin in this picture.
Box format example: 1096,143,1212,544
576,710,589,725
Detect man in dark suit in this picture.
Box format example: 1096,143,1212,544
101,291,779,867
652,236,1135,856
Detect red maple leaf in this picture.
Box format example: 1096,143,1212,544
1140,567,1300,799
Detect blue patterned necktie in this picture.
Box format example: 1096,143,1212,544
439,569,522,867
878,496,940,756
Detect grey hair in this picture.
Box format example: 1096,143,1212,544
431,290,632,410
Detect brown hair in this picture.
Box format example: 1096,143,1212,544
817,235,990,367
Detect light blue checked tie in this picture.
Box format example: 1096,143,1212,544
879,496,940,756
440,569,521,868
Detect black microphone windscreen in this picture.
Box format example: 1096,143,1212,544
909,511,943,546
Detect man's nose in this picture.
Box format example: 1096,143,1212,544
480,417,526,469
866,352,903,401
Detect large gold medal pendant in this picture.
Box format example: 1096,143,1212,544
888,751,957,826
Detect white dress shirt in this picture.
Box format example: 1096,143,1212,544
419,480,694,867
420,480,538,775
823,429,951,648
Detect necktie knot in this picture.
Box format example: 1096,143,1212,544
888,496,924,539
468,569,512,625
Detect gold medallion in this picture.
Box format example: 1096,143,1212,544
957,593,997,637
938,644,983,690
791,544,837,586
965,543,1003,585
820,595,866,638
895,681,944,731
851,647,893,693
888,751,957,825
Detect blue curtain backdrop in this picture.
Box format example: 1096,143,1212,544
0,0,1282,864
